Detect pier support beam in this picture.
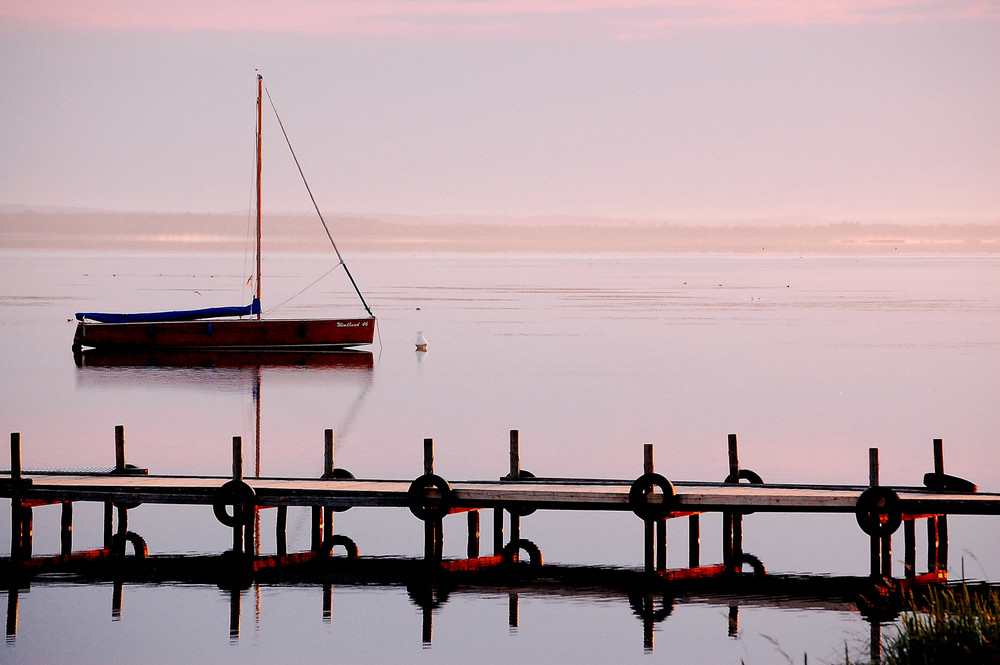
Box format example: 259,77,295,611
467,510,480,559
642,443,667,572
422,438,443,562
904,519,916,578
723,434,744,572
509,430,521,551
232,436,246,556
9,433,33,561
322,429,336,545
60,502,73,556
867,448,892,578
927,439,949,573
688,514,700,568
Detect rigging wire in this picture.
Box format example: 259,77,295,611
262,264,340,316
262,83,375,319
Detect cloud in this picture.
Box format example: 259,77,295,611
4,0,997,35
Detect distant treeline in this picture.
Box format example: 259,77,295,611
2,210,997,254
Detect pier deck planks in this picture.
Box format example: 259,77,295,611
4,473,999,516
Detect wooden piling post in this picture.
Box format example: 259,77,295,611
232,436,244,555
645,443,668,571
930,438,949,572
867,448,892,577
311,506,323,551
423,438,434,476
233,436,244,483
9,433,19,558
904,519,916,578
868,448,880,577
643,444,655,572
115,425,126,472
723,434,741,571
869,447,879,487
9,433,30,561
16,508,32,560
276,506,287,558
509,430,521,547
103,502,114,549
493,507,504,555
688,514,700,568
881,526,892,577
423,438,442,561
10,433,21,483
467,510,480,559
324,429,334,476
60,502,73,556
727,434,739,480
116,504,128,539
323,429,335,542
509,430,520,478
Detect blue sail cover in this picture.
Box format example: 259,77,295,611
76,298,261,324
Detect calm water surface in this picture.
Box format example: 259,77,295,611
1,251,998,663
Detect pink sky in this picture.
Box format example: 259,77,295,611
5,0,998,33
1,0,998,220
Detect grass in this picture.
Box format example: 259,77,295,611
850,585,1000,665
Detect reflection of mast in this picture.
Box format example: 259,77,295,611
253,364,262,558
254,365,262,477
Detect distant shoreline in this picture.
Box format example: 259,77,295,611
2,210,997,255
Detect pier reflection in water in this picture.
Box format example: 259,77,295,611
3,526,972,664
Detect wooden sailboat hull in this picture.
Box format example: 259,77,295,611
73,317,375,351
73,347,374,370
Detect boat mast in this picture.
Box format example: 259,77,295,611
255,73,263,319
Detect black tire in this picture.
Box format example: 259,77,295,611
923,472,977,493
724,468,764,514
736,552,766,576
407,473,454,520
504,469,537,516
323,467,356,512
319,534,359,559
629,472,676,521
724,468,764,485
111,531,148,558
855,486,902,536
213,480,257,527
501,538,543,567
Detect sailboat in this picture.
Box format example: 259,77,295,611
72,74,375,352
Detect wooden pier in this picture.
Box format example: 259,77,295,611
2,428,995,579
3,427,997,658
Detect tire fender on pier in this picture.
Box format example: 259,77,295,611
855,486,902,537
319,534,360,559
629,472,676,521
407,473,455,520
213,480,257,527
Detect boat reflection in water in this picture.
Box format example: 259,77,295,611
73,347,374,372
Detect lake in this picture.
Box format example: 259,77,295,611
1,250,998,663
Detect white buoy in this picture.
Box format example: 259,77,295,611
415,331,428,351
